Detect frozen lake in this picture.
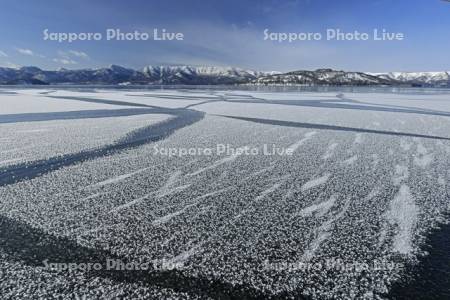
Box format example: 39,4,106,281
0,87,449,299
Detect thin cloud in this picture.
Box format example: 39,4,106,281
0,62,20,69
0,50,8,57
68,50,89,59
16,48,34,56
58,50,89,60
16,48,45,58
53,58,77,65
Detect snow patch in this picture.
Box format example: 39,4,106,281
342,155,358,165
301,173,331,192
385,185,418,255
297,195,337,218
353,133,364,145
89,167,150,188
110,192,155,213
322,143,338,160
287,131,317,153
0,158,25,165
400,139,412,151
152,188,229,225
166,244,202,265
414,154,433,168
301,198,350,261
255,182,283,202
187,147,247,176
393,165,409,186
413,143,433,168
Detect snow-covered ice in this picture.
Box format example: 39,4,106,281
1,87,450,299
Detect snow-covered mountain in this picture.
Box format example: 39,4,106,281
253,69,450,87
251,69,394,86
0,65,449,86
0,65,266,85
141,65,264,84
0,65,147,85
370,71,450,87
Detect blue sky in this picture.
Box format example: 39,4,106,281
0,0,449,72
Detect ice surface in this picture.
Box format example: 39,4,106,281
0,114,170,166
1,88,450,299
0,90,133,114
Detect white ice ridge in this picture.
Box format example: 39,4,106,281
110,170,187,212
385,185,418,255
152,188,230,225
161,171,182,191
88,167,150,188
109,192,155,213
322,143,338,160
301,173,331,192
286,131,317,153
156,170,191,198
166,244,203,265
234,178,288,220
78,192,107,202
17,129,51,133
400,139,412,151
414,142,433,168
254,182,283,202
297,194,337,218
393,165,409,186
353,133,364,145
152,204,194,226
0,158,25,165
0,145,34,154
243,165,275,181
301,197,350,261
157,184,192,199
342,155,358,165
187,146,248,176
301,222,332,262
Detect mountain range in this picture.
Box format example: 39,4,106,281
0,65,449,87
